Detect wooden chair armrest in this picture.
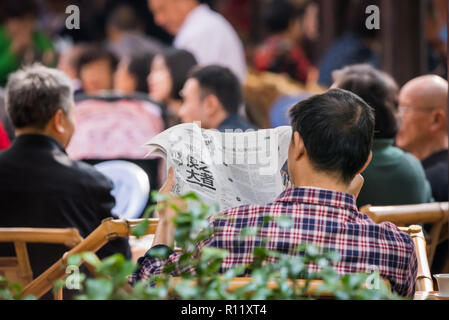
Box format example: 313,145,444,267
361,202,448,225
21,218,159,299
0,228,83,248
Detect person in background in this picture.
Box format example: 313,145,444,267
76,46,119,96
0,64,131,299
148,48,197,126
114,53,155,95
106,4,164,60
179,65,257,131
397,75,448,202
318,0,381,87
397,75,448,274
332,64,433,208
147,0,247,83
253,0,316,84
130,89,417,297
57,44,88,93
0,0,56,86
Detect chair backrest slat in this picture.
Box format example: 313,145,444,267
0,227,84,293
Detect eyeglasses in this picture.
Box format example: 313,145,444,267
397,105,438,118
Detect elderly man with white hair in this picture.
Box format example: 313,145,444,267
0,64,131,299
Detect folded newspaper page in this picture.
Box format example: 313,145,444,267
146,123,292,211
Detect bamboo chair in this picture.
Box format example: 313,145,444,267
0,227,83,299
21,220,430,299
21,218,158,299
360,202,449,266
399,225,433,292
218,225,430,297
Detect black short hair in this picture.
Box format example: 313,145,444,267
289,88,375,184
263,0,297,34
160,49,197,100
188,65,242,115
76,46,119,77
332,64,398,139
127,53,155,93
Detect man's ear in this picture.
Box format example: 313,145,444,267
357,151,372,174
430,109,447,132
51,109,67,134
203,94,220,117
292,131,306,161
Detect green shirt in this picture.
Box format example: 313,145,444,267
0,25,55,86
357,139,433,208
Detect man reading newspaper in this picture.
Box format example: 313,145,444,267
130,89,418,297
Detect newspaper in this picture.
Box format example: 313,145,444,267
146,123,292,211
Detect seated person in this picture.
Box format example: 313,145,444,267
106,4,163,60
397,75,448,274
66,97,164,161
130,89,418,297
253,0,314,84
178,65,257,131
0,0,56,86
148,48,198,127
318,1,381,87
75,46,118,96
114,52,155,95
148,0,247,84
397,75,448,203
332,64,433,207
0,64,131,299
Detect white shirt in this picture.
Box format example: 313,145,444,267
174,4,247,83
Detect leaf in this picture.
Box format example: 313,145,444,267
240,227,258,237
152,192,171,202
80,252,101,268
142,205,157,219
201,247,228,261
175,280,198,299
67,254,82,267
276,216,293,228
180,192,200,201
132,219,149,238
85,279,113,300
147,247,170,259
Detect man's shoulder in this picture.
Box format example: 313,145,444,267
178,6,237,43
392,150,429,180
215,201,280,220
69,159,112,188
375,220,415,251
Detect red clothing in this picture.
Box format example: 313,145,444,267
253,35,312,84
0,122,10,150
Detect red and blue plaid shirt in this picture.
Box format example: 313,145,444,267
130,187,417,297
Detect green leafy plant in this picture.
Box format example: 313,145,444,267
0,276,36,300
62,191,405,300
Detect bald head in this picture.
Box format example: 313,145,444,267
397,75,448,160
399,75,448,111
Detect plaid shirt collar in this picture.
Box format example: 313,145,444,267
275,187,358,213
